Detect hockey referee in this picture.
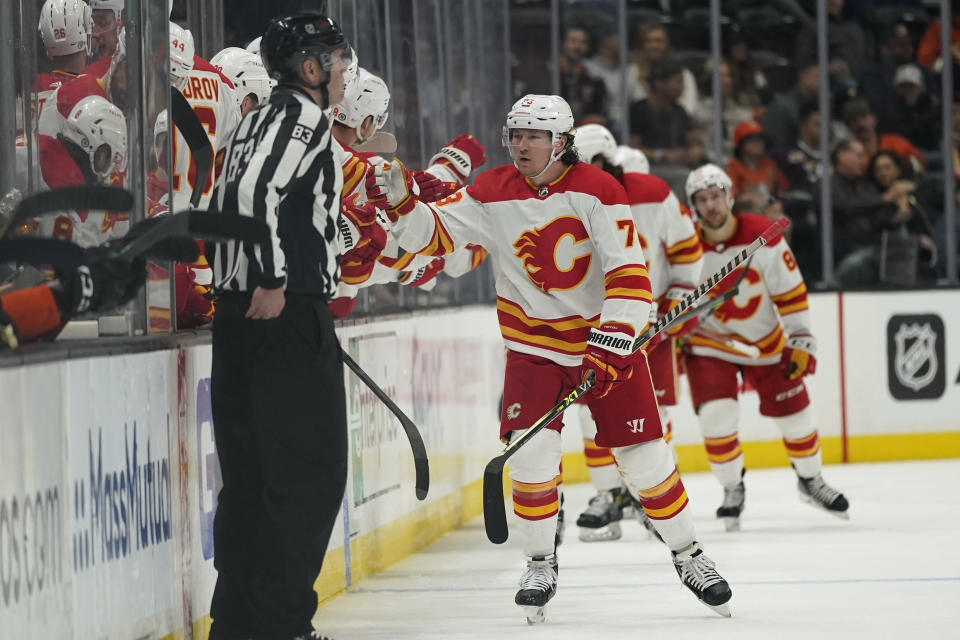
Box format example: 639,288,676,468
207,12,352,640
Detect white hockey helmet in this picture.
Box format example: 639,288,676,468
245,36,262,55
211,47,276,109
62,95,127,182
502,94,574,177
614,145,650,175
169,22,195,91
685,163,734,211
38,0,92,59
330,67,390,141
88,0,123,19
572,123,617,164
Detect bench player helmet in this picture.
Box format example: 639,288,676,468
503,94,574,178
572,123,617,164
88,0,123,18
62,95,127,183
211,47,277,109
260,12,351,83
331,67,390,143
38,0,92,58
169,22,195,91
614,146,650,175
685,163,733,212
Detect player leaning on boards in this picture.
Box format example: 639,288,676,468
207,12,352,640
683,164,849,531
365,94,732,623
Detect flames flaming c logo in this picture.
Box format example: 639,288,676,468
513,216,592,293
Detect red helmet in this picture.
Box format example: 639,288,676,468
733,120,764,150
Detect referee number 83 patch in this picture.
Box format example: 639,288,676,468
291,124,314,143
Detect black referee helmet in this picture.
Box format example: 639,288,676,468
260,12,351,83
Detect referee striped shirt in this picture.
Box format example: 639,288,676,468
212,86,343,297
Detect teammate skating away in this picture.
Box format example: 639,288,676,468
570,124,703,544
683,163,849,529
366,95,732,622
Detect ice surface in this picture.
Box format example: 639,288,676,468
315,460,960,639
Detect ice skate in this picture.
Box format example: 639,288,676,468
576,488,625,542
515,554,558,625
672,543,733,617
716,477,745,532
798,473,849,519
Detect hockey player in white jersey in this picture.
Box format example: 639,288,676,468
366,95,732,623
210,47,276,118
328,67,487,314
168,23,240,215
570,124,703,544
683,163,849,530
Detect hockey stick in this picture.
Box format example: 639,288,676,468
0,186,134,240
342,351,429,500
688,327,762,359
171,89,214,209
0,212,269,268
482,217,789,543
112,211,268,262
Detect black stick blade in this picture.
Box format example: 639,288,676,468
0,237,86,267
187,212,269,245
483,456,509,544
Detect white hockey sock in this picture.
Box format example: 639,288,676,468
508,429,563,557
614,439,696,551
698,399,745,488
775,406,822,478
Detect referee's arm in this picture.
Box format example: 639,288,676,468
236,104,325,289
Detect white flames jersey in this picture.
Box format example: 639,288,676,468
171,56,240,214
391,162,654,367
621,171,702,304
687,213,812,366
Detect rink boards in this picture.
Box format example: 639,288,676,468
0,291,957,638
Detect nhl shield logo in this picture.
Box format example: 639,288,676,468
886,314,946,400
894,323,937,391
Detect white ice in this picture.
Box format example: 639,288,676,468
315,460,960,639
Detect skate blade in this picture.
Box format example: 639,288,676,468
522,605,546,625
577,521,622,542
703,601,732,618
720,516,741,532
798,493,850,520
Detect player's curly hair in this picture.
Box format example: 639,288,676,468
560,132,580,166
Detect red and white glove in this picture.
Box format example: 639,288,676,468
405,257,445,288
365,160,417,221
581,323,640,399
779,334,817,380
427,133,487,184
328,296,356,319
412,170,460,202
339,198,388,284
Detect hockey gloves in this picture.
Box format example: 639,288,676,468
581,322,639,399
412,170,460,203
366,160,417,221
57,244,146,315
780,334,817,380
428,134,487,184
339,197,388,284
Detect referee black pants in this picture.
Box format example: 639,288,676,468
209,293,347,640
